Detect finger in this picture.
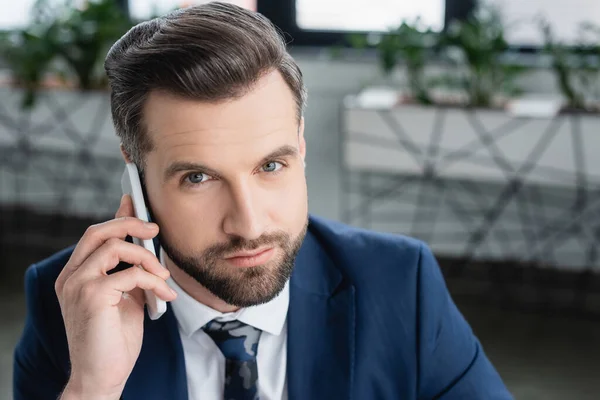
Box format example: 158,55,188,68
64,216,159,277
120,287,145,309
75,238,169,281
115,194,135,219
103,266,177,306
125,287,146,308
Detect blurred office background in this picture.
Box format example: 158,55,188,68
2,0,600,398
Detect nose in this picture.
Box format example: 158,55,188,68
221,179,267,241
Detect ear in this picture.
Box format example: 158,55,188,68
298,117,306,166
120,144,133,164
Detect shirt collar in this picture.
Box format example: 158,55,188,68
163,247,289,338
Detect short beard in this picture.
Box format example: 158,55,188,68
159,218,308,308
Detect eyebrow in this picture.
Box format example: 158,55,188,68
163,144,299,182
258,145,299,166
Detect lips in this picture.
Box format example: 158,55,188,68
223,247,275,268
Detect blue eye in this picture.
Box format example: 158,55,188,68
262,161,282,173
185,173,210,185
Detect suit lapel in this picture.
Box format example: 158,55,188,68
122,304,188,400
287,226,356,400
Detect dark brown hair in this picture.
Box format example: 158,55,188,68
104,1,307,169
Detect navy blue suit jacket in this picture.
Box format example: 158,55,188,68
14,215,512,399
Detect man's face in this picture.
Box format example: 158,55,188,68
140,70,308,307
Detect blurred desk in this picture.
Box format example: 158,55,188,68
341,92,600,271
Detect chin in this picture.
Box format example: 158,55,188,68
162,218,307,307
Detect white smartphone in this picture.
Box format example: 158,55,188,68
121,162,167,320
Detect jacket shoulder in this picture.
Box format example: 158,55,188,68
23,245,75,334
23,245,75,343
27,246,75,293
13,246,75,397
307,215,428,283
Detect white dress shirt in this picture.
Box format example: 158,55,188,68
163,249,289,400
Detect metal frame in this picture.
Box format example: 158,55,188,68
0,89,123,283
341,104,600,315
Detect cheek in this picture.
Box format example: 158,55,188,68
149,186,221,248
270,171,308,230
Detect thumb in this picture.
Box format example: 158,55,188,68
115,194,135,219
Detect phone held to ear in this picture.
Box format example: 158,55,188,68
121,162,167,320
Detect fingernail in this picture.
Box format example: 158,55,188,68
170,288,177,296
144,222,157,229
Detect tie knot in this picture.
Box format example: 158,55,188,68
203,320,262,361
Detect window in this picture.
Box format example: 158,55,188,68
128,0,255,21
296,0,445,33
1,2,36,29
486,0,600,46
0,0,94,30
259,0,597,50
257,0,474,47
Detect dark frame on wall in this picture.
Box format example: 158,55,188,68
255,0,476,48
255,0,581,54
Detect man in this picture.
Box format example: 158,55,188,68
13,2,512,399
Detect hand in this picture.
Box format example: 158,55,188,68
55,194,177,399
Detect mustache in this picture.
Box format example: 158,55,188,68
203,231,290,260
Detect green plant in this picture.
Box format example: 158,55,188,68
0,27,56,107
0,0,133,108
542,20,600,112
576,22,600,110
440,4,525,107
347,20,437,104
379,20,437,104
539,18,587,110
52,0,133,89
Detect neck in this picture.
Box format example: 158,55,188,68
164,253,240,314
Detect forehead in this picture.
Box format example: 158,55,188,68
142,70,298,156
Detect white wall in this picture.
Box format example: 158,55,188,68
293,51,562,221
